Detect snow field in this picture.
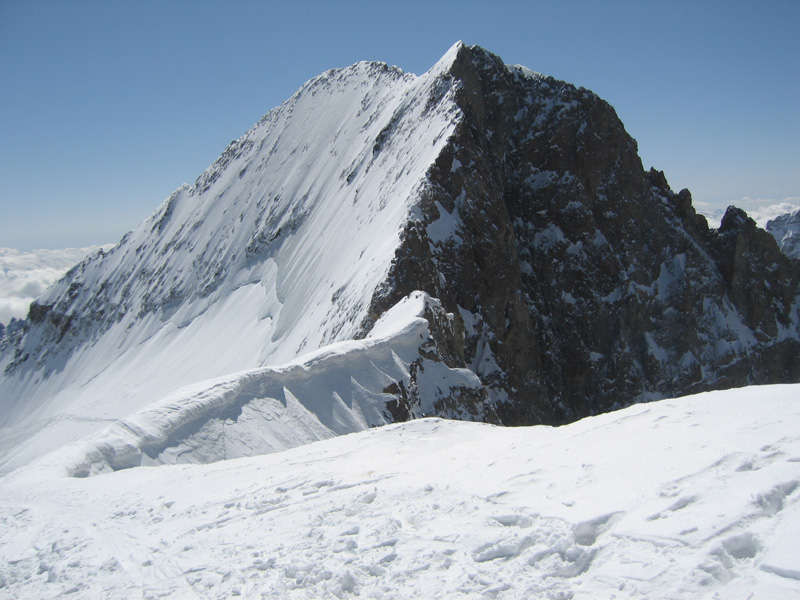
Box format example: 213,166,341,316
1,384,798,599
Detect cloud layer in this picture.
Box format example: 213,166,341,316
0,246,112,325
696,198,800,229
745,201,800,227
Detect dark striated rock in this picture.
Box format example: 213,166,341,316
363,44,800,425
27,301,52,325
711,207,799,333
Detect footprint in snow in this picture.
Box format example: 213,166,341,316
572,512,620,546
647,494,699,521
753,480,798,516
492,514,534,528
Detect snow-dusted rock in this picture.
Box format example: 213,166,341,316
366,44,800,423
767,207,800,260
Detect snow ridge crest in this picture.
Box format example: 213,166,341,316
29,292,488,478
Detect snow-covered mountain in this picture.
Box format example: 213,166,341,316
2,41,800,600
0,46,470,474
1,385,799,599
1,42,800,478
767,208,800,260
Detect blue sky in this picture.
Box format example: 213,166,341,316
1,0,798,250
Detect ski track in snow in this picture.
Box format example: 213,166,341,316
1,385,799,599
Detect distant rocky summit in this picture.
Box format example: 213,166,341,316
767,208,800,260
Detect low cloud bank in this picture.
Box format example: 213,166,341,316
0,246,112,325
696,200,799,229
747,202,800,227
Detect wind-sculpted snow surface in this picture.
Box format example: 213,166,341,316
1,386,799,599
31,292,488,477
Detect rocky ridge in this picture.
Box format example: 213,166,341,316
362,44,800,424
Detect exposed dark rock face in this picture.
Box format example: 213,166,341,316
364,44,800,425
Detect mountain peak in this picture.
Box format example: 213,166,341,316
430,41,503,79
2,44,800,475
425,41,509,84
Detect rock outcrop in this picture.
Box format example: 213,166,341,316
363,44,800,424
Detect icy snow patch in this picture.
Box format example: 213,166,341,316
426,200,464,245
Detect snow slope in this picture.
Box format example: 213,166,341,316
22,292,485,478
1,385,798,599
0,44,465,476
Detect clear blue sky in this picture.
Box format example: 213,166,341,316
1,0,798,250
